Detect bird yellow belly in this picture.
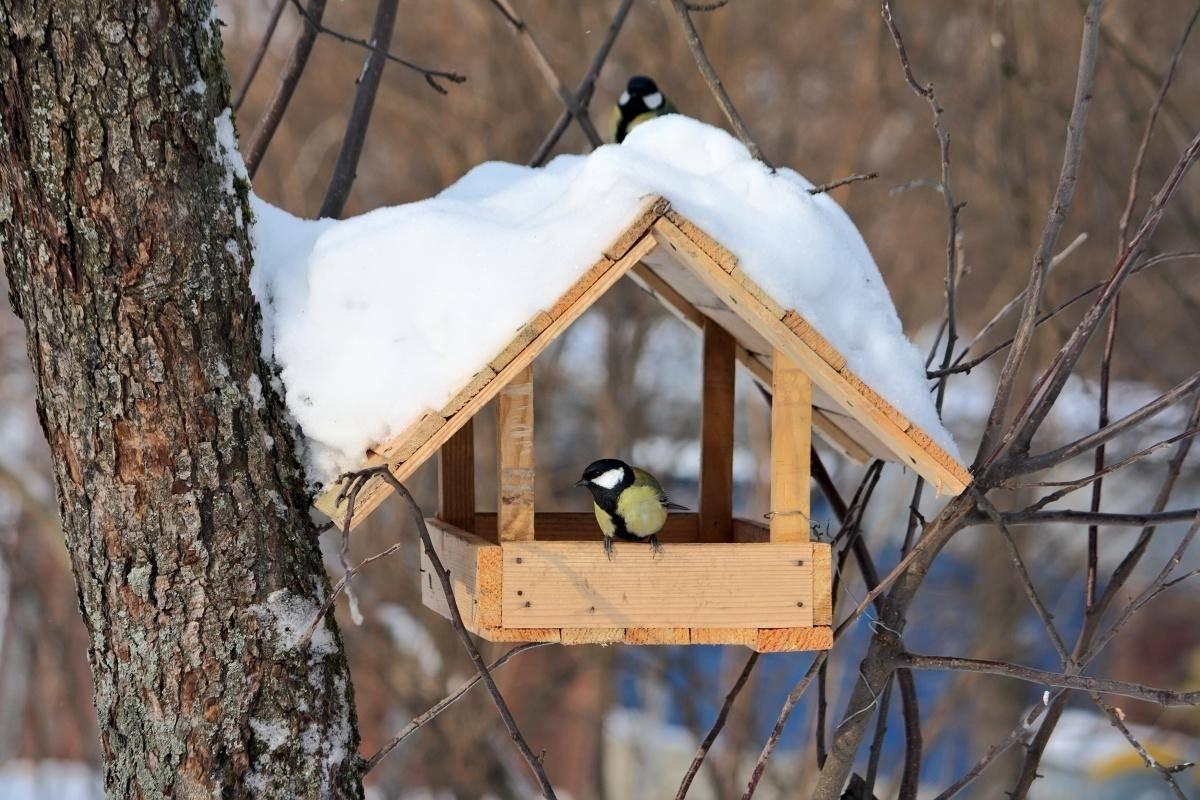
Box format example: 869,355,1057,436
593,502,616,537
616,485,668,538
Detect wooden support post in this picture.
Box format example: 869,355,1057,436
700,319,735,543
770,349,811,542
497,365,535,541
438,420,475,532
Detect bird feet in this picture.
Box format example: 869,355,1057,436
649,535,663,557
604,536,615,561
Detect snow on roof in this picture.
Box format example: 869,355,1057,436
250,115,959,486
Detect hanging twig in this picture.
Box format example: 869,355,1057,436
363,641,552,772
669,0,771,166
319,0,400,219
740,653,828,799
674,651,759,800
232,0,288,112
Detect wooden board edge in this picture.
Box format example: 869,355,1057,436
604,195,671,260
754,626,833,652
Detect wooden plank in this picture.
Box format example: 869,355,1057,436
754,627,833,652
665,208,738,272
625,628,691,645
476,626,561,643
812,543,833,626
690,628,756,647
438,367,496,418
700,319,736,543
489,312,553,373
374,411,446,463
438,421,475,532
770,349,812,543
314,233,659,528
501,542,815,629
549,257,612,320
475,512,698,543
732,516,770,543
604,195,670,259
561,627,625,645
652,218,969,495
497,365,534,542
782,310,847,372
421,519,503,631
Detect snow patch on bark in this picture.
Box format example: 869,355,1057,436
250,589,335,654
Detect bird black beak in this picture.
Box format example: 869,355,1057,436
574,478,588,488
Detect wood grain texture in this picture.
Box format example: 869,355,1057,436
420,519,503,631
812,543,833,626
438,420,475,532
561,627,625,645
475,512,698,543
604,195,670,259
700,319,736,543
754,626,833,652
501,541,815,628
497,366,534,542
770,349,812,542
624,628,691,645
690,628,757,646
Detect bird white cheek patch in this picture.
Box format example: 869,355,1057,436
643,92,663,110
591,468,624,489
618,90,631,107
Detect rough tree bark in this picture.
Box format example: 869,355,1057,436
0,2,363,797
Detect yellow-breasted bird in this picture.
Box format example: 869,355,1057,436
610,75,677,143
576,458,688,558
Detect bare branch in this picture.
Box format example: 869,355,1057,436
288,0,464,93
669,0,771,166
975,0,1106,468
488,0,602,147
674,652,759,800
1012,370,1200,476
364,642,552,772
528,0,636,165
998,507,1200,527
901,652,1200,707
232,0,287,112
808,172,879,195
1092,694,1192,799
740,653,827,799
319,0,400,219
246,0,328,177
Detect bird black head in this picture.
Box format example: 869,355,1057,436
618,75,664,114
575,458,634,500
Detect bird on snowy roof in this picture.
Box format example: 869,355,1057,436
610,75,677,143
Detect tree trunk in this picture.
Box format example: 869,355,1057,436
0,2,363,797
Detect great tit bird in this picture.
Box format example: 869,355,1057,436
576,458,688,558
610,75,677,143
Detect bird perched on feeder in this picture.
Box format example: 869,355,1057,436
610,75,677,143
576,458,688,558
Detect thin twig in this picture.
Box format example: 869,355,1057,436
1092,694,1192,799
246,0,329,177
808,172,879,195
975,0,1106,468
669,0,771,166
528,0,636,164
287,0,464,93
901,652,1200,707
232,0,288,112
488,0,602,147
368,468,559,798
740,653,827,799
319,0,400,219
674,651,759,800
363,642,552,772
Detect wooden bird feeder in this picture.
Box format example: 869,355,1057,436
314,196,971,652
